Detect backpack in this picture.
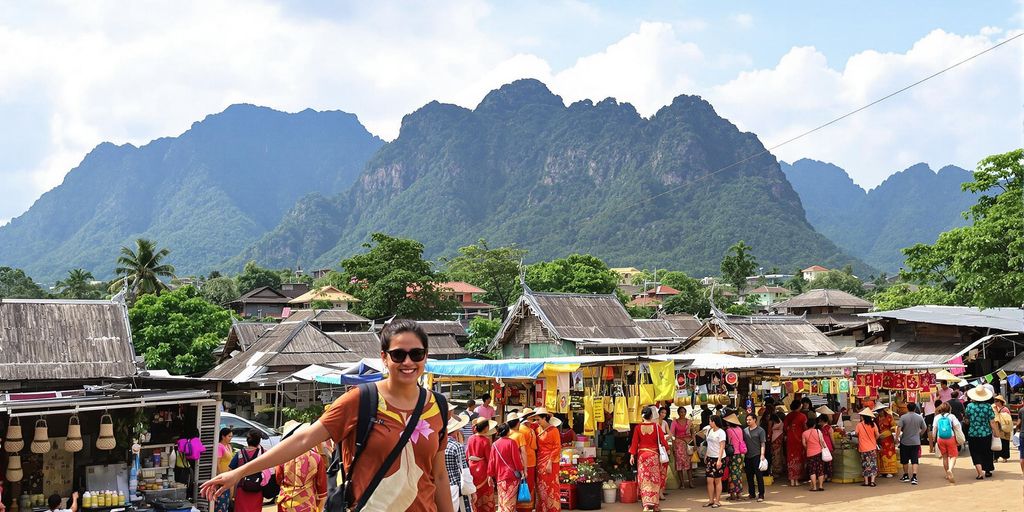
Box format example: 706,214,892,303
238,447,264,493
325,383,448,512
937,415,953,439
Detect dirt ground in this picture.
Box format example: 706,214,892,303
604,453,1024,512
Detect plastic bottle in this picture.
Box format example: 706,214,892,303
82,491,91,508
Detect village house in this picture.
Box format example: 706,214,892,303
435,281,496,322
769,288,874,343
628,284,681,308
611,267,643,286
287,285,360,310
673,306,842,357
283,308,371,331
278,281,310,299
489,286,687,357
801,265,831,281
228,286,292,319
745,285,792,309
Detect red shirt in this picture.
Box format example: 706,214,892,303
488,437,524,483
628,423,668,455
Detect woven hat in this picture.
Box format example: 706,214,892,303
872,402,889,412
723,413,741,426
447,412,471,434
857,407,875,418
967,386,993,402
994,394,1006,403
282,420,311,438
472,417,497,436
520,408,537,418
816,405,835,416
531,407,562,427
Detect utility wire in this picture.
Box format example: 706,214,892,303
630,31,1024,208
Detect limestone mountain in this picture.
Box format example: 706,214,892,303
0,104,383,281
239,79,870,277
782,158,975,272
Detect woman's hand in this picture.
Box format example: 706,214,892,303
716,459,722,468
200,468,242,501
629,455,635,465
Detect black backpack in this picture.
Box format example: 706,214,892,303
325,383,448,512
238,447,264,493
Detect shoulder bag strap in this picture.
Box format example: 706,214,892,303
352,386,428,512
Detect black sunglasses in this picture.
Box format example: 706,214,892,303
386,348,427,363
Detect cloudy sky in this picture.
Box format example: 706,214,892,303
1,0,1020,226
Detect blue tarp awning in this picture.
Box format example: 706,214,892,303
425,359,548,379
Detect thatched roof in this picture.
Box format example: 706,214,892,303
771,289,872,311
676,308,840,356
205,320,361,382
0,299,137,380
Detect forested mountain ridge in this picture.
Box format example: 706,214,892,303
237,79,871,276
782,158,975,272
0,104,383,281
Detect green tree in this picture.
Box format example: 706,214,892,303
625,305,657,319
720,241,758,295
54,269,103,299
236,261,283,294
808,268,865,296
341,233,458,319
0,267,48,298
109,238,176,303
784,268,808,294
128,285,234,375
466,316,503,358
444,239,527,317
525,254,618,294
200,276,240,305
724,302,754,316
869,284,953,311
901,149,1024,307
661,277,727,318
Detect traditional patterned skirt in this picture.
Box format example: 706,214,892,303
495,479,518,512
704,457,725,479
673,439,692,471
637,450,665,507
786,448,805,481
515,466,536,512
472,478,496,512
535,460,560,512
770,436,785,477
860,450,878,478
728,455,744,495
806,454,826,477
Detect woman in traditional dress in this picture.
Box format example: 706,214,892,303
533,408,562,512
629,406,669,512
855,408,879,487
769,411,785,478
658,406,672,499
723,414,746,501
214,428,235,512
488,424,524,512
670,410,694,488
876,406,900,477
783,401,807,486
275,423,327,512
467,418,497,512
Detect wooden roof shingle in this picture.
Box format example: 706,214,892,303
205,320,362,381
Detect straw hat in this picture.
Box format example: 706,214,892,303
872,402,889,412
531,407,562,428
723,413,741,426
447,412,471,434
282,420,311,438
994,394,1006,404
506,412,521,422
473,417,498,436
967,386,994,402
934,369,964,382
816,405,835,416
520,408,537,418
857,408,875,418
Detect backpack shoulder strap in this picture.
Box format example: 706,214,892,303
432,390,448,449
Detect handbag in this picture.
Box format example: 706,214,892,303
460,467,476,496
517,479,531,503
990,435,1002,452
758,458,768,472
656,424,670,464
953,425,966,445
819,431,833,462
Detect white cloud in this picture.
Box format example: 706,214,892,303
708,29,1023,188
732,13,754,29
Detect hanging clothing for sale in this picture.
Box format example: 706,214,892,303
613,396,629,432
583,396,597,436
650,361,675,402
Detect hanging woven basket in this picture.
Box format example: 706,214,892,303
6,454,23,482
30,418,50,454
4,417,24,453
95,414,116,451
64,415,83,453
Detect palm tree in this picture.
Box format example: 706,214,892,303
55,268,98,299
109,239,176,302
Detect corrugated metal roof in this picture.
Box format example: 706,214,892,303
205,320,361,381
634,319,678,339
1000,351,1024,372
803,313,870,328
846,337,989,365
530,292,642,340
771,289,873,310
658,314,703,338
285,309,370,324
417,321,468,337
859,306,1023,333
0,299,137,380
677,310,840,356
227,322,272,352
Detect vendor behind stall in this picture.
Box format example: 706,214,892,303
47,492,78,512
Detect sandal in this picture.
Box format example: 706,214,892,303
703,504,715,508
869,482,877,487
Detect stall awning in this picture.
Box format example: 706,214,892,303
845,335,993,368
652,353,858,371
0,389,217,417
426,355,642,380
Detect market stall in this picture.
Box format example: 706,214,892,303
0,388,221,512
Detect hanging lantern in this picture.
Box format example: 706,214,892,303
95,414,116,450
64,415,83,453
4,417,24,452
6,454,23,482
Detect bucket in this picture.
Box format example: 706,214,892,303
618,481,638,503
602,487,617,503
5,417,24,452
31,418,50,453
96,413,116,450
764,475,774,486
65,414,83,452
6,454,23,482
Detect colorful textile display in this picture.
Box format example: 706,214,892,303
650,361,676,401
